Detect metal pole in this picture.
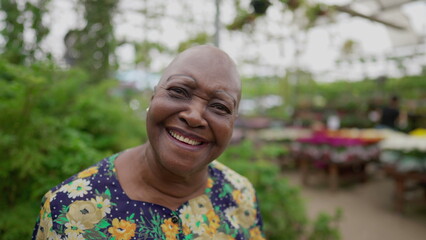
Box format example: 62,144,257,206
214,0,221,47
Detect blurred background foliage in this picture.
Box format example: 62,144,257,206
0,59,147,239
0,0,425,239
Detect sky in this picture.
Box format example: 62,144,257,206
42,0,426,82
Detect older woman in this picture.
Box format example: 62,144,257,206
33,45,265,240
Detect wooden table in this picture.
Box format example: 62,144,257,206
299,155,371,191
383,165,426,213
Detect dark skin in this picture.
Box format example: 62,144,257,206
115,45,241,210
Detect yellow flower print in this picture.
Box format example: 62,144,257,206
161,218,179,240
179,205,192,225
46,230,62,240
90,196,111,217
242,187,256,205
65,232,85,240
35,217,52,240
39,190,57,219
108,218,136,240
249,226,265,240
64,220,86,236
206,209,220,230
233,188,256,208
66,201,103,229
66,179,92,199
203,225,217,237
225,206,238,229
189,214,207,235
215,232,235,240
183,223,191,236
232,190,243,204
206,178,214,188
200,210,221,237
188,195,214,215
225,204,257,229
195,232,235,240
77,166,98,178
235,204,257,229
215,162,248,189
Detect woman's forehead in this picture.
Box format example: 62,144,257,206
163,57,239,84
157,46,241,99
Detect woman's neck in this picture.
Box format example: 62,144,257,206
115,144,209,210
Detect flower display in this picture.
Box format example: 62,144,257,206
291,129,383,164
410,128,426,137
379,129,426,172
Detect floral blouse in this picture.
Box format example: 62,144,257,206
32,153,265,240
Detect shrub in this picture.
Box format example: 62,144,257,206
0,59,146,239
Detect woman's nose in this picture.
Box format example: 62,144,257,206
178,101,207,128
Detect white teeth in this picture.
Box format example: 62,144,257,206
169,130,202,146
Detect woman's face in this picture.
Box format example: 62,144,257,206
146,47,240,176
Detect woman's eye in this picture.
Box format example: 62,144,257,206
211,103,231,114
169,87,189,98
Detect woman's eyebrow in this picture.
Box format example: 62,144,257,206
166,74,197,83
215,90,236,107
166,74,236,106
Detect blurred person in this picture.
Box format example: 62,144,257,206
326,110,340,130
377,95,400,129
32,45,265,240
367,100,381,125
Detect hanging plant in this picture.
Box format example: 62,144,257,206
305,3,333,27
341,39,357,57
251,0,271,15
226,10,258,31
280,0,305,11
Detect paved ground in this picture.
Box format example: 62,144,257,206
285,170,426,240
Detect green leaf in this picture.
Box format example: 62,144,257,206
184,234,194,240
96,219,110,229
105,188,111,197
202,215,208,224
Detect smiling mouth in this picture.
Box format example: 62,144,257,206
168,130,204,146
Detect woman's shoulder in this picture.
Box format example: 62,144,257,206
44,153,120,200
209,160,253,191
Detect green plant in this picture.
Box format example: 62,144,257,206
308,209,342,240
259,143,289,160
0,0,50,64
0,59,146,239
